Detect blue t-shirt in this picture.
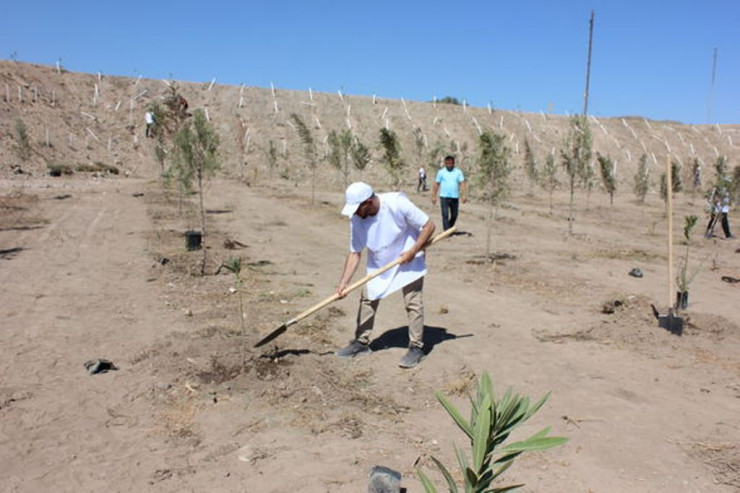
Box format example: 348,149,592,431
435,167,465,198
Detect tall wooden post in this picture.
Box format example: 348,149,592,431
707,47,717,124
583,10,595,116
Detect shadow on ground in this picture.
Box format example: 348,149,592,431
369,325,472,355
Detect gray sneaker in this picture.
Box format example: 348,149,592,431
336,340,372,358
399,346,425,368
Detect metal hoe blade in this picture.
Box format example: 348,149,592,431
253,323,288,348
657,309,684,335
651,304,683,335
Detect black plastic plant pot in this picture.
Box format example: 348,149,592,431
185,230,202,251
675,291,689,310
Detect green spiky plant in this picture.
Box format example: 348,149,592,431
417,372,568,492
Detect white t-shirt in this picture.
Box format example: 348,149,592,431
145,112,155,124
350,192,429,300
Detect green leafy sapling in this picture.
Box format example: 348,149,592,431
417,371,568,493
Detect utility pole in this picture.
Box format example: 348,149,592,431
583,10,595,116
707,47,718,124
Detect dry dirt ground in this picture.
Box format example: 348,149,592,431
1,174,739,492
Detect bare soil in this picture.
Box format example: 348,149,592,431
1,173,738,492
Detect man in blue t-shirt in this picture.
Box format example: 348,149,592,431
431,155,467,231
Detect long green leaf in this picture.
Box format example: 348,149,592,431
437,392,473,439
472,395,492,471
480,372,494,397
489,483,525,492
490,459,514,480
527,426,552,440
524,392,551,420
455,444,469,474
416,468,439,493
477,468,497,491
492,452,522,465
497,408,526,434
498,436,569,454
498,396,525,428
431,456,459,493
491,432,511,448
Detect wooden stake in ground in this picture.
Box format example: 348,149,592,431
666,155,674,310
653,155,684,334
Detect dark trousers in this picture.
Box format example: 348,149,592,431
721,213,732,237
706,212,733,238
440,197,459,231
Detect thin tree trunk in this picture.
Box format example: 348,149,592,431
311,167,316,204
198,169,207,276
568,177,575,235
486,202,494,258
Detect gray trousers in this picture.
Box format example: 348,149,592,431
354,277,424,348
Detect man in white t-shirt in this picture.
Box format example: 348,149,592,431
336,182,436,368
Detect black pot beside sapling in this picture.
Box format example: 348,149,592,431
675,215,702,310
185,230,202,250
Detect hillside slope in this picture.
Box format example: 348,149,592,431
1,60,738,190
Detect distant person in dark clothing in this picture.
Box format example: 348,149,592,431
179,96,189,116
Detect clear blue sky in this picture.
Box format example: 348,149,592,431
2,0,738,124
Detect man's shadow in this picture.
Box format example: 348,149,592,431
369,325,472,356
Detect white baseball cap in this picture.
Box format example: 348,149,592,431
341,182,373,217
